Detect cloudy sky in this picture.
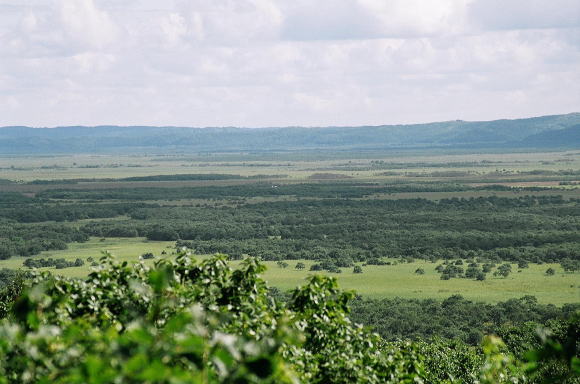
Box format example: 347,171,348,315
1,0,579,127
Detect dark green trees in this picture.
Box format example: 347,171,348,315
560,259,580,272
494,263,512,278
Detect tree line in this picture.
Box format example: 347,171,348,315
2,191,579,265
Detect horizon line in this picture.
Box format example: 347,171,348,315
1,112,579,130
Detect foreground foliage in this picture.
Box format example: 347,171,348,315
0,253,577,383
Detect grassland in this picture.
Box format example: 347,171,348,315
257,259,579,306
1,150,579,204
3,237,577,305
2,150,580,183
0,238,176,278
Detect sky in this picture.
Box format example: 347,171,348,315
0,0,579,127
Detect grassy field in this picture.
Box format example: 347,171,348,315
0,238,176,278
2,237,577,305
2,150,579,183
257,259,579,306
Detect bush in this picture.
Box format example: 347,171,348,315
0,253,440,383
0,253,568,383
494,263,512,278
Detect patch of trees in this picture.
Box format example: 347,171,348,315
520,169,580,176
36,181,498,201
36,183,390,200
0,202,151,223
436,262,465,280
493,263,513,278
176,238,368,263
118,173,286,182
0,192,32,203
0,222,88,259
560,258,580,272
23,257,84,269
433,260,532,280
82,222,141,238
365,257,389,265
349,295,580,346
276,261,288,268
368,160,490,171
28,173,288,184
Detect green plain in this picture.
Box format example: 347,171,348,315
3,237,578,305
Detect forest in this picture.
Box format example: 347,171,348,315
2,189,579,268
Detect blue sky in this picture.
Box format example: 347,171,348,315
0,0,579,127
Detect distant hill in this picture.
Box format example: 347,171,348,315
1,113,579,154
517,124,580,148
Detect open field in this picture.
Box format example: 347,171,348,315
1,150,579,202
0,237,176,278
256,259,579,306
2,237,577,305
1,150,580,183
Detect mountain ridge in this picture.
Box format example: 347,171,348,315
1,113,579,154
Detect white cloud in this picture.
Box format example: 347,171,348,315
468,0,580,30
174,0,283,45
278,0,470,40
59,0,119,50
160,13,188,46
0,0,578,127
73,52,116,73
